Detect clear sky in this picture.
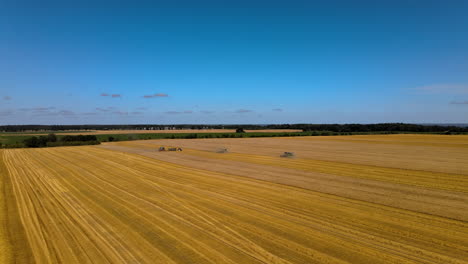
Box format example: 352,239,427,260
1,0,468,125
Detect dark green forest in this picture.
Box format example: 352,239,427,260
22,134,99,148
1,123,467,133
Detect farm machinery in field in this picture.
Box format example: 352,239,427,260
280,152,295,158
216,148,228,153
158,146,183,152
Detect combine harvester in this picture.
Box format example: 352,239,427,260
158,146,183,152
280,152,295,158
216,148,228,153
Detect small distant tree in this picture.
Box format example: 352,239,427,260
185,133,197,139
61,135,74,142
236,128,245,133
47,133,57,142
108,136,115,142
37,136,48,147
23,136,39,148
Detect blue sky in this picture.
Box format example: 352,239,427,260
1,0,468,124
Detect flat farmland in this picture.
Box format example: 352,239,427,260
1,135,468,263
0,129,302,136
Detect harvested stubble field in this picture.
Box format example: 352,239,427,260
1,134,468,263
0,129,302,136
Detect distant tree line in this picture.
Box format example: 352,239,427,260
61,135,98,142
23,134,99,148
97,130,362,142
1,123,467,133
291,123,468,133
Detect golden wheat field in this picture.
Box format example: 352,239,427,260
1,134,468,263
1,129,301,136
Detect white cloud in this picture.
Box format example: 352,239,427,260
235,109,253,113
450,101,468,105
413,84,468,94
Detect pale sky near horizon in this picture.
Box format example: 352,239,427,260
1,0,468,125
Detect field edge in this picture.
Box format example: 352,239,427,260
0,150,33,263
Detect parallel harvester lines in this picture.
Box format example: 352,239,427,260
122,171,292,264
95,147,468,230
22,148,358,262
124,136,468,175
25,151,145,264
90,147,468,262
3,134,468,264
179,148,468,192
55,148,389,263
96,146,468,262
101,144,468,221
34,149,209,264
96,159,344,264
192,188,467,264
51,182,178,262
5,152,102,261
61,147,464,262
288,135,468,149
44,148,297,264
290,134,468,145
118,139,468,183
40,148,266,264
104,143,468,221
0,150,13,264
4,149,143,264
134,176,416,262
4,150,55,263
